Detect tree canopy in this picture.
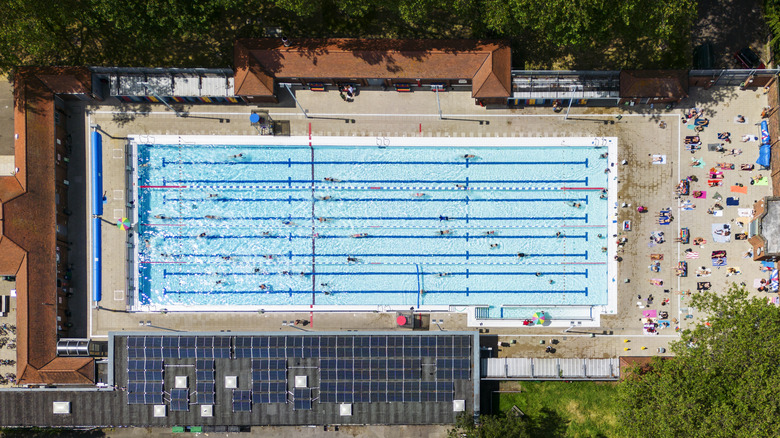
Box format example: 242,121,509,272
0,0,698,75
617,286,780,437
447,412,531,438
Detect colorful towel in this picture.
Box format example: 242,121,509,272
712,256,727,267
642,309,658,318
730,185,748,194
685,251,699,259
693,191,707,199
755,177,769,186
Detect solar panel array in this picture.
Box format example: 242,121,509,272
293,388,312,410
232,390,252,412
126,358,164,405
317,335,471,404
127,336,231,359
195,359,215,405
251,359,287,404
124,335,472,407
170,388,189,411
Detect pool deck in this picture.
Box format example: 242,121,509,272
84,85,772,359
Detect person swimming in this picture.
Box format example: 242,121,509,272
324,177,342,182
439,215,449,221
318,217,328,222
439,230,451,235
413,193,426,197
463,154,476,159
232,153,244,158
517,253,525,258
490,243,499,248
455,184,467,189
352,233,368,238
316,196,331,200
347,256,358,262
199,232,207,237
154,214,167,219
205,215,220,219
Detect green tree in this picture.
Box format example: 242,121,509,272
617,285,780,438
447,412,531,438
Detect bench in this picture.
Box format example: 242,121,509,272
308,82,326,92
395,84,413,92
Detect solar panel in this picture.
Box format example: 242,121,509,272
292,387,312,407
196,382,215,405
232,390,252,412
170,388,189,411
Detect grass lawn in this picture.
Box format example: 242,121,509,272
496,381,621,438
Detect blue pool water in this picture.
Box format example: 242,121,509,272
135,143,609,311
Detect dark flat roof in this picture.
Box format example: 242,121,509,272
0,331,478,427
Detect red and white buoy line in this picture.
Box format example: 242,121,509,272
168,185,608,191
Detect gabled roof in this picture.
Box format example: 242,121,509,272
620,70,689,99
9,67,95,385
234,38,512,99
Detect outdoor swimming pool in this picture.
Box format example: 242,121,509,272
132,136,615,318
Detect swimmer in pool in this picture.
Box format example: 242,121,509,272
463,154,476,159
154,215,167,219
259,284,267,290
439,230,451,235
316,196,331,201
208,193,218,198
222,256,231,260
517,253,525,258
324,177,342,182
199,232,207,237
485,231,495,235
413,193,425,197
254,268,261,273
205,215,220,219
439,215,449,221
347,257,358,262
282,220,293,225
318,217,328,222
490,243,499,248
232,153,244,158
352,233,368,238
455,184,467,189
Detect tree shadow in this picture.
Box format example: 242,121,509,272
527,407,569,438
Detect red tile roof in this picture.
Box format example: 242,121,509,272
234,38,512,99
7,67,95,385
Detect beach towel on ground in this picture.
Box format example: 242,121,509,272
652,154,666,164
731,185,748,194
755,177,769,186
712,256,727,267
738,208,753,217
693,191,707,199
712,223,731,243
726,197,739,206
